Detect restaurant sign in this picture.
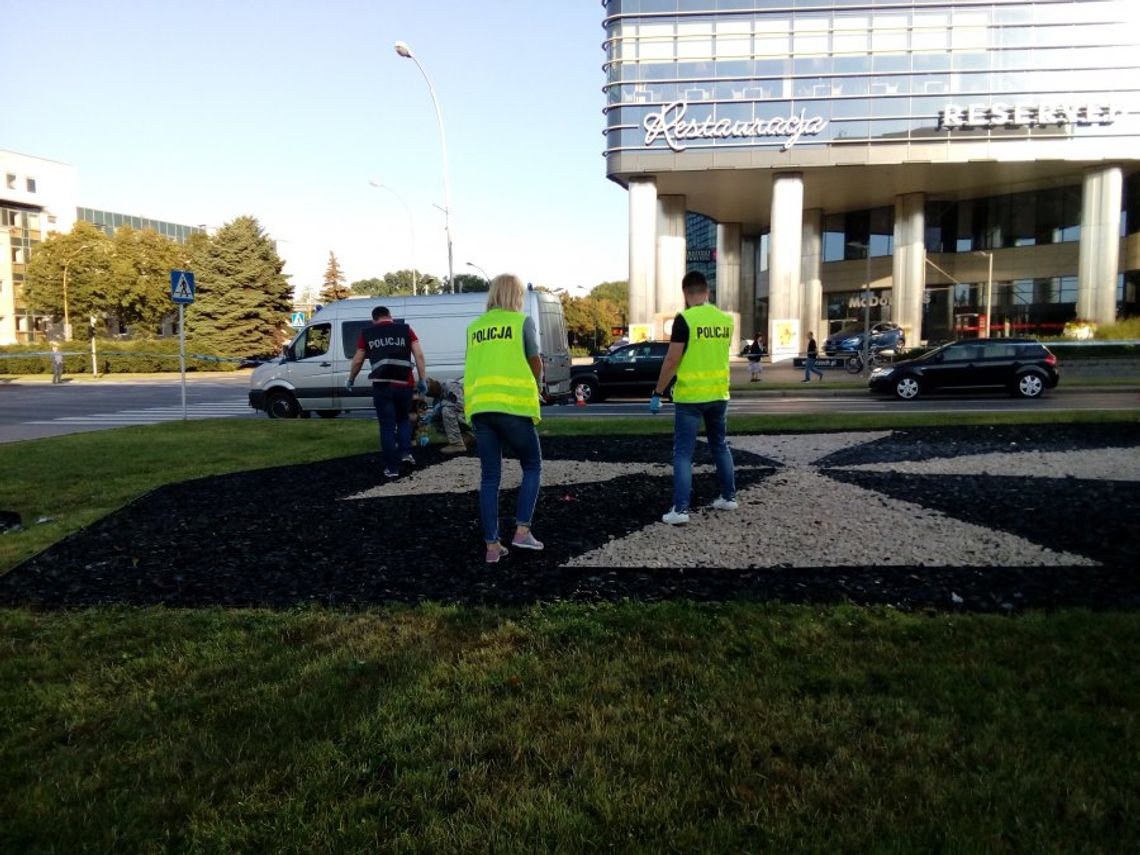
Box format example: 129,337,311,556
644,101,827,152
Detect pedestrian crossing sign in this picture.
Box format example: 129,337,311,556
290,311,307,328
170,270,196,304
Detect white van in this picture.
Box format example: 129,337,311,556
249,289,572,418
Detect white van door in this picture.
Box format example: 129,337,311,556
286,321,337,412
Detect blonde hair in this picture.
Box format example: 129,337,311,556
486,274,525,313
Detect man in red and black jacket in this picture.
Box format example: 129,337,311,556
347,305,428,478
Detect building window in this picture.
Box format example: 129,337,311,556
25,177,36,193
5,174,15,190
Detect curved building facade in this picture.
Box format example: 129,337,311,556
602,0,1140,350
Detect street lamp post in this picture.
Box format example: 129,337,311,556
60,243,91,341
975,250,994,337
368,180,417,295
394,40,454,293
847,241,873,373
465,261,490,288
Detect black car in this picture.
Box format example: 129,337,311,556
570,341,671,402
824,321,905,356
868,338,1060,400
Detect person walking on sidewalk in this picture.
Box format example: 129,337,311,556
50,342,64,384
346,305,428,478
649,270,737,526
746,333,765,381
803,331,824,382
465,274,545,564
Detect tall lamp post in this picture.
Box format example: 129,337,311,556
465,261,490,287
975,250,994,337
394,40,455,293
60,243,91,341
369,179,417,295
847,241,873,373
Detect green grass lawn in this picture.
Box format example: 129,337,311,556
2,603,1137,852
2,414,1138,851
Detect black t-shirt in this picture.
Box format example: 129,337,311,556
670,314,688,345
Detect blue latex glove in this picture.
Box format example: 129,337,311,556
416,379,428,395
648,393,661,415
345,377,355,392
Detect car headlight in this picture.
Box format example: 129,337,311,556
842,337,861,347
870,367,894,379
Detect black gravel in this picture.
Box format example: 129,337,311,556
0,427,1137,613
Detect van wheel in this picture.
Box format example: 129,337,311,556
316,410,341,419
266,390,300,419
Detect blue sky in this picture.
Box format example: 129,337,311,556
3,1,628,295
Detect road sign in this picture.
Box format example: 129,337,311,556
290,311,307,328
170,270,196,304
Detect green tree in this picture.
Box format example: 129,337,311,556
185,216,292,357
450,273,489,293
350,270,442,297
318,251,350,304
23,222,114,334
106,225,182,335
590,280,628,324
559,293,619,352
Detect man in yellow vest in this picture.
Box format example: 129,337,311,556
649,271,737,525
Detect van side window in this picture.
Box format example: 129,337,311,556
299,323,331,359
342,320,372,358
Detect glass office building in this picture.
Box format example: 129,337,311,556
602,0,1140,348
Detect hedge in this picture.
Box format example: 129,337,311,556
0,339,241,375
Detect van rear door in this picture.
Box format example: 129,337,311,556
533,292,571,400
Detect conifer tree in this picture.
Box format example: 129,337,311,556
319,251,351,304
184,216,292,357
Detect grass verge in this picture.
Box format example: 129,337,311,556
2,603,1137,852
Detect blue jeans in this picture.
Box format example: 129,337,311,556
371,384,413,472
672,400,735,513
471,412,542,544
805,355,824,380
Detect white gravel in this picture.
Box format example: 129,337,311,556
342,431,1117,569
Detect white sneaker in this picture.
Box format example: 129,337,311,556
711,497,738,511
661,507,690,525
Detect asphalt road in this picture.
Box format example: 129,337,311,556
0,375,255,443
1,373,1137,444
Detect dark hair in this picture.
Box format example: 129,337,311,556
372,306,391,321
681,270,708,292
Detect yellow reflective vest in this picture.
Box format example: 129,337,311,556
673,303,733,403
464,309,541,424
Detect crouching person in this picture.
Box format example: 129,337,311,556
426,377,469,454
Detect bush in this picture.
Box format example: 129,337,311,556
0,339,240,375
1095,316,1140,341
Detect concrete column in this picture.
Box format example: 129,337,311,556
768,173,804,327
740,235,758,342
628,176,658,326
655,195,686,325
801,208,823,344
892,192,926,344
716,223,742,353
1077,165,1123,325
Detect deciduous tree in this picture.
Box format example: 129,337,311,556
23,222,114,331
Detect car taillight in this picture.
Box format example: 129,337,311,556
1045,354,1057,366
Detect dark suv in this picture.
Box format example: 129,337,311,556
868,338,1060,400
570,341,671,402
824,322,905,356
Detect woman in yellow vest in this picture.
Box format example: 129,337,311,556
464,274,544,564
